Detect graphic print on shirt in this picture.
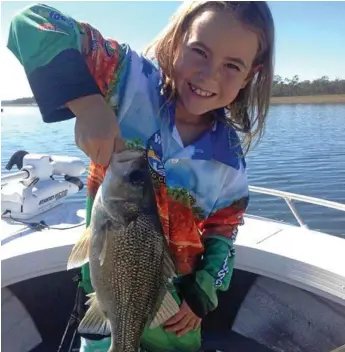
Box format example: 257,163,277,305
146,136,205,275
145,129,248,275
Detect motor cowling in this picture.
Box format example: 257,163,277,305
1,178,84,220
1,151,86,220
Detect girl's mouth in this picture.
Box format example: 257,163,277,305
188,83,216,98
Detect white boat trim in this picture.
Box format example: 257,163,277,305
236,216,345,306
331,344,345,352
1,187,345,308
1,203,86,288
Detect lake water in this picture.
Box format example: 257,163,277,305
1,104,345,237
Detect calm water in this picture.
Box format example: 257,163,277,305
1,105,345,237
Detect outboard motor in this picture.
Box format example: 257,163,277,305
1,151,86,220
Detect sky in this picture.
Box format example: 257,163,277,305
1,0,345,100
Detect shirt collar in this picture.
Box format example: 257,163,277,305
157,74,244,169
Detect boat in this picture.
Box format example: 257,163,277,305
1,151,345,352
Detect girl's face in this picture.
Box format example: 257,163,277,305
173,9,259,117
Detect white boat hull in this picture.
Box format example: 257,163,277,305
1,190,345,351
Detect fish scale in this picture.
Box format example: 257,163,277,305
67,150,180,352
108,215,165,351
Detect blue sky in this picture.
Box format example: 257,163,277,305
1,1,345,100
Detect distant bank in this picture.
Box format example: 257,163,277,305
270,94,345,104
2,94,345,108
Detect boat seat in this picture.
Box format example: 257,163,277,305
203,331,273,352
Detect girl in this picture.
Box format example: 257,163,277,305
7,1,275,351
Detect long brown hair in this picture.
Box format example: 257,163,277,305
144,1,275,152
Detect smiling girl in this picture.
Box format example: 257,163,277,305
7,1,275,351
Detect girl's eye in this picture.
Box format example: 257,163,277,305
192,47,207,58
225,63,240,72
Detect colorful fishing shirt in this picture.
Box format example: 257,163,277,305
7,3,249,322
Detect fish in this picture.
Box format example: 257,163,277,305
67,149,180,352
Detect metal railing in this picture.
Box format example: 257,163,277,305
248,185,345,228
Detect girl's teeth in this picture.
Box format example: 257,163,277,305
190,84,213,97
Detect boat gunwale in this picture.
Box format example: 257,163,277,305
248,185,345,228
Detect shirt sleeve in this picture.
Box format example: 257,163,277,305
175,164,249,318
6,3,125,123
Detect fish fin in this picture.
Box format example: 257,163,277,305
67,227,91,270
99,235,107,266
148,247,179,328
149,289,180,329
99,220,112,266
162,247,177,279
78,293,111,336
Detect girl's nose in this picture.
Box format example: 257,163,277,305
197,62,218,81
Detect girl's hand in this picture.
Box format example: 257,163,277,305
74,113,125,165
164,300,201,337
68,94,126,166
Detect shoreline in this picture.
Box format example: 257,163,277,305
270,94,345,104
1,103,37,107
2,94,345,108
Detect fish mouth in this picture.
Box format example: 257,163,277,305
102,195,127,219
101,193,126,206
106,196,125,201
112,150,144,163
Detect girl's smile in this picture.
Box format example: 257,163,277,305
173,8,259,118
188,82,216,98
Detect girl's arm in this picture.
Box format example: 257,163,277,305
175,202,248,318
7,3,129,164
7,3,128,122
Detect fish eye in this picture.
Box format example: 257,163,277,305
129,170,146,185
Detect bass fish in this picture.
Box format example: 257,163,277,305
67,149,179,352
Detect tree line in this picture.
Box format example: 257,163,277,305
272,75,345,97
2,97,36,106
2,76,345,106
